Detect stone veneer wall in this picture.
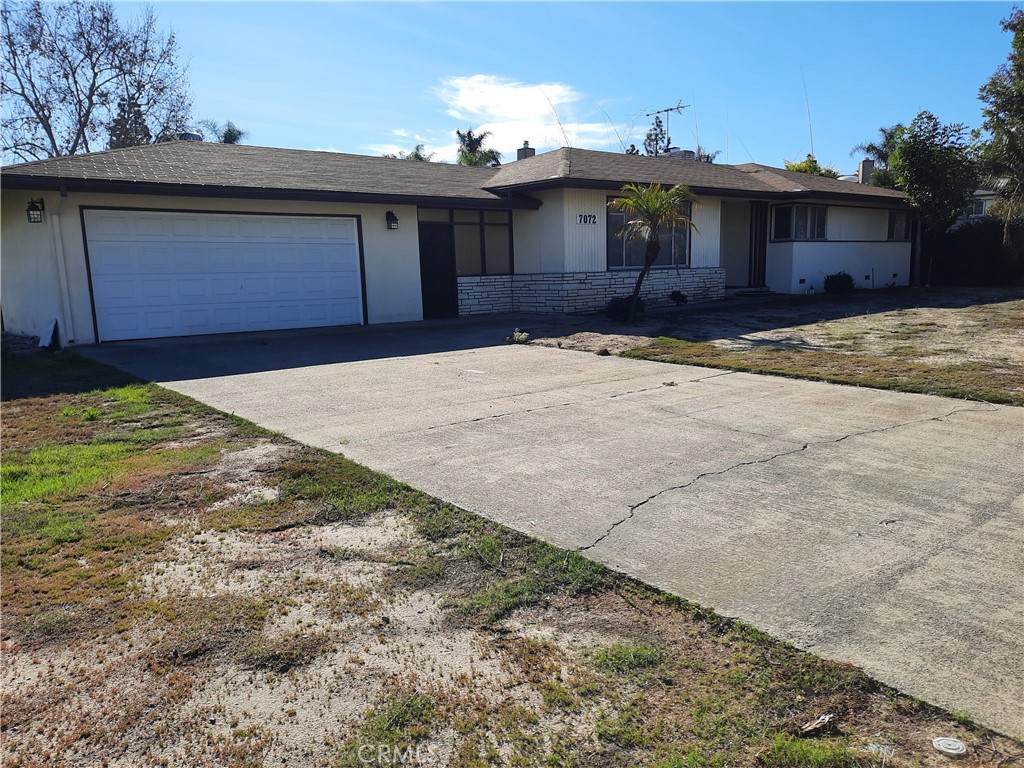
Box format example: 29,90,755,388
457,268,725,316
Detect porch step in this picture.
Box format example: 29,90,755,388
728,287,777,297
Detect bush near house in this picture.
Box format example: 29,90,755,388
927,218,1024,286
823,271,856,295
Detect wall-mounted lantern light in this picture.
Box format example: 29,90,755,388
385,210,399,230
26,198,44,224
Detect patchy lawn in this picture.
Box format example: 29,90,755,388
2,353,1021,767
531,288,1024,405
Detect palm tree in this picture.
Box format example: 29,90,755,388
456,128,501,166
851,125,903,168
608,183,698,321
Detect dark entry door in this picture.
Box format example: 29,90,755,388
748,201,769,288
418,222,459,320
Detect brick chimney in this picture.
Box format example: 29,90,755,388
858,158,875,184
517,141,536,161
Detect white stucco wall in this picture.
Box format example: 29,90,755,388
827,206,889,241
765,202,910,294
788,241,911,292
1,191,424,344
514,187,724,274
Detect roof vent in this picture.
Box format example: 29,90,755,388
517,141,536,161
665,149,696,161
178,131,204,142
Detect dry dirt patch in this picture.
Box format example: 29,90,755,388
2,353,1021,767
529,288,1024,403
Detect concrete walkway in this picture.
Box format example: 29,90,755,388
84,322,1024,737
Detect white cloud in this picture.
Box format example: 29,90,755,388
392,128,409,138
435,74,626,162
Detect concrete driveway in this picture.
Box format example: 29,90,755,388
84,318,1024,737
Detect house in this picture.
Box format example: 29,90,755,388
0,141,911,345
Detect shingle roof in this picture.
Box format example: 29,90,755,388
486,147,907,202
1,141,513,205
731,163,907,199
1,141,907,205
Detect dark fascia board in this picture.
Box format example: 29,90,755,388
485,177,908,206
487,177,780,200
0,175,544,211
774,189,909,207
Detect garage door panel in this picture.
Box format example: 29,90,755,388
86,210,362,341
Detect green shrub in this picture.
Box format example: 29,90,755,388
606,296,645,321
823,271,856,295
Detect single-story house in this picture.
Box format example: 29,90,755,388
1,141,911,346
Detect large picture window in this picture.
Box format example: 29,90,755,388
772,205,827,240
606,201,691,269
419,209,512,275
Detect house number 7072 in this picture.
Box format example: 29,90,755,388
577,214,597,225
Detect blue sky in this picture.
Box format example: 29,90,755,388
131,2,1011,172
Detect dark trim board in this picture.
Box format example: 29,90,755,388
78,205,368,343
0,175,543,210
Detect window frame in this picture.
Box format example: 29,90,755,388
887,209,913,241
605,197,692,271
771,204,828,242
418,208,514,276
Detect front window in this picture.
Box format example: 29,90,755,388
964,200,986,218
773,205,827,240
888,210,912,241
419,208,512,275
606,201,691,269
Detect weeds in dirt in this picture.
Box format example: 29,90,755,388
593,642,664,675
761,734,876,767
242,630,334,672
625,337,1023,404
3,352,1021,767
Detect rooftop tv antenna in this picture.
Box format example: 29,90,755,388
645,101,688,154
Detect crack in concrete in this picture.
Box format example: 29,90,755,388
578,401,1000,552
424,371,740,430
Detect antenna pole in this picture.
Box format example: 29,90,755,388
645,100,689,155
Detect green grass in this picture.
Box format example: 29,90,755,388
1,442,135,503
761,734,876,767
624,337,1024,405
593,642,664,675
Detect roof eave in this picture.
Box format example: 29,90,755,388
0,175,543,210
485,177,906,204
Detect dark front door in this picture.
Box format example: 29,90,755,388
748,201,769,288
418,222,459,319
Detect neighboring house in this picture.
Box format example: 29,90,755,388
958,186,999,224
0,141,911,345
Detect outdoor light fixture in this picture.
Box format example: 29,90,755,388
26,198,44,224
385,210,399,230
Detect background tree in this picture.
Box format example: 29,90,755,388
199,119,248,144
694,144,720,163
383,143,435,161
107,97,151,149
850,124,904,188
783,154,841,178
608,183,698,321
643,116,669,156
888,111,980,282
456,128,501,166
1,0,190,161
625,143,640,155
978,6,1024,246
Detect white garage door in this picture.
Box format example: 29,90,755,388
84,209,363,341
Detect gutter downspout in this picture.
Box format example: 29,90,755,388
48,191,76,345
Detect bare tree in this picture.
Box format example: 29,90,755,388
1,0,190,161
